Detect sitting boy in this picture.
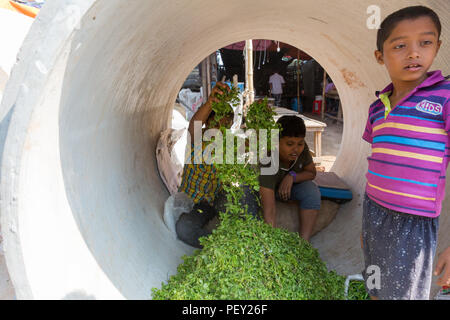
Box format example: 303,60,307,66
259,115,321,242
175,82,232,248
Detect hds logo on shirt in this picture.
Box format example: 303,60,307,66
415,100,443,116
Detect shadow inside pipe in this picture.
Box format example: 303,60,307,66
63,291,97,300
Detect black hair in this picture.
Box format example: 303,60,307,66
276,115,306,138
377,6,441,52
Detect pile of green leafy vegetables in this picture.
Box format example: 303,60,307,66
152,86,369,300
152,212,369,300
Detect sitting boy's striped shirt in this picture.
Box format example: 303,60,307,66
363,70,450,218
178,142,221,205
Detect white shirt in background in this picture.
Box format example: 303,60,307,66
269,73,285,94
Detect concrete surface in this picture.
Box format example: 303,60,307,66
304,112,343,171
0,0,449,299
0,8,33,300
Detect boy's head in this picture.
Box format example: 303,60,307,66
374,6,442,84
276,116,306,163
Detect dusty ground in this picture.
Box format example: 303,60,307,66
303,112,343,172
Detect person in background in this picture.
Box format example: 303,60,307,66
325,77,339,113
269,70,285,107
325,78,336,95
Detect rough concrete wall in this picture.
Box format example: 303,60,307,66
0,8,33,300
0,0,448,299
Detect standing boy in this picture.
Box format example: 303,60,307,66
259,115,321,242
362,6,450,299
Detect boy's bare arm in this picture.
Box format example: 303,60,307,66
434,246,450,287
293,162,316,183
260,187,276,227
187,98,212,138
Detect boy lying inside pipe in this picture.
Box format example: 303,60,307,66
259,115,321,242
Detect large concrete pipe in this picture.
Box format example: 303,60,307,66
0,7,33,300
0,0,449,299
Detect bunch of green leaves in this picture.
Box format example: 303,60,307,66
203,85,251,216
347,280,370,300
152,213,364,300
244,98,280,166
213,96,280,216
245,97,279,133
215,160,260,216
208,85,240,128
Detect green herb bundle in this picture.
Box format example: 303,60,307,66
347,280,370,300
208,85,240,128
210,88,280,217
245,97,279,132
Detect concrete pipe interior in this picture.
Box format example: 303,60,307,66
1,0,449,299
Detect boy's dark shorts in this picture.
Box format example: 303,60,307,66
361,194,439,300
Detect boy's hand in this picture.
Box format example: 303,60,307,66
278,174,294,201
188,82,230,136
208,82,230,104
434,246,450,287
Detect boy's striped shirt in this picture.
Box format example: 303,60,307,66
363,70,450,218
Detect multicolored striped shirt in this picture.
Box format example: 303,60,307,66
363,70,450,218
178,143,221,205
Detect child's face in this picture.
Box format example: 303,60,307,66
279,136,305,163
375,16,441,85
